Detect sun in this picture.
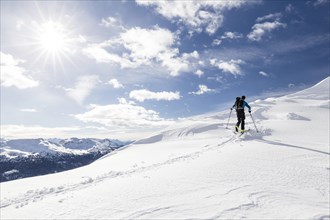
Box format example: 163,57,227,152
18,3,83,72
30,20,79,70
38,21,69,54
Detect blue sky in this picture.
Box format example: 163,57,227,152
1,0,329,140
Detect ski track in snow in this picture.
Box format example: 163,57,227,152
2,120,328,218
1,131,248,210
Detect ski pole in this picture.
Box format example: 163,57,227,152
226,109,233,129
249,112,259,133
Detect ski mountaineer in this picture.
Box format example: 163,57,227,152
231,96,251,133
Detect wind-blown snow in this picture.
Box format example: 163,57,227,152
1,77,329,219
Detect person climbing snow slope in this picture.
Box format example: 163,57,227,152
231,96,251,133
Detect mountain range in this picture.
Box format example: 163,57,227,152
0,138,130,182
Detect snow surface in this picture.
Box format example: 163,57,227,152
1,77,329,219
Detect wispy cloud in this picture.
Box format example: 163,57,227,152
247,11,286,42
1,125,82,139
75,102,174,128
0,52,39,89
66,75,99,104
16,20,25,30
269,34,330,53
212,31,243,46
259,71,270,77
204,33,329,65
212,39,222,46
20,108,38,112
100,16,125,30
129,89,180,102
82,46,138,68
135,0,258,35
247,21,287,41
313,0,329,6
256,12,282,23
288,83,295,88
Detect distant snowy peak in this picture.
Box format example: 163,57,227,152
1,139,62,157
0,138,129,158
61,138,108,150
60,138,125,152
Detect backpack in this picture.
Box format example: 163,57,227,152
235,98,244,110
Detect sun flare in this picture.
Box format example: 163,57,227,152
38,21,68,54
31,19,79,69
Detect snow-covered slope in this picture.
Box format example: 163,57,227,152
1,77,329,219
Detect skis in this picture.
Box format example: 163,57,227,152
233,129,250,136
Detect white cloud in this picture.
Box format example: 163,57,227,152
207,75,226,83
157,50,189,76
212,39,222,46
20,108,38,112
120,26,175,64
16,20,25,30
212,32,242,46
194,69,204,77
247,21,287,41
256,12,282,23
75,102,174,128
108,78,124,89
200,10,224,35
1,123,160,140
66,75,99,104
100,16,124,29
0,52,39,89
135,0,256,35
83,27,199,76
76,35,87,43
314,0,329,6
221,31,243,39
82,46,138,68
211,59,245,76
285,4,294,13
129,89,180,102
117,97,135,105
259,71,270,77
190,85,215,95
270,34,330,54
101,17,117,27
1,125,82,139
182,50,199,59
